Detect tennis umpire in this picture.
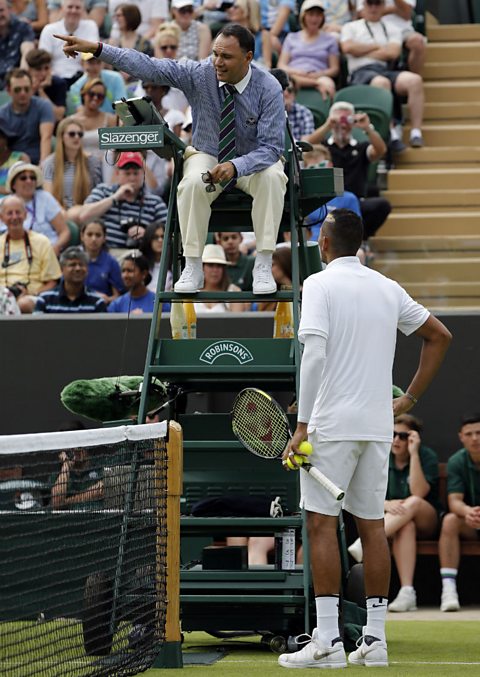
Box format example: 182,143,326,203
279,209,451,668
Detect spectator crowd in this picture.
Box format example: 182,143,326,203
0,0,426,315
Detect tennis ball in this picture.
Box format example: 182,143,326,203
286,455,304,470
298,441,313,456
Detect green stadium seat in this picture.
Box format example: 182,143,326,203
334,85,393,143
296,89,331,128
0,90,11,106
67,220,80,246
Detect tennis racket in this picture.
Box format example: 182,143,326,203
231,387,344,501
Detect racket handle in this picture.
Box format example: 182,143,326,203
302,463,345,501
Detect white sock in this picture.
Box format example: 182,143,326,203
255,250,273,267
390,126,401,141
315,595,340,646
185,256,202,271
410,127,422,138
400,585,414,593
366,596,387,642
441,568,458,591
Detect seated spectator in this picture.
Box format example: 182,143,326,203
25,48,67,122
80,220,125,303
226,0,261,58
216,231,254,291
38,0,99,86
304,101,391,241
151,24,189,112
0,195,61,313
0,68,55,165
108,0,168,42
277,0,340,100
356,0,425,74
78,152,168,249
11,0,48,37
259,0,295,68
348,414,441,612
35,245,106,312
42,117,103,219
340,0,425,150
438,412,480,612
71,78,116,177
47,0,106,31
194,243,249,313
171,0,212,61
140,222,173,293
50,446,104,509
0,285,20,315
108,4,154,55
0,0,35,89
108,252,157,314
270,68,315,140
68,51,127,114
4,161,70,255
0,122,29,196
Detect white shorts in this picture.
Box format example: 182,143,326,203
299,433,390,520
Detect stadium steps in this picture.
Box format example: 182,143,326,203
370,21,480,310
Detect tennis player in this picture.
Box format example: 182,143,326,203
279,209,451,669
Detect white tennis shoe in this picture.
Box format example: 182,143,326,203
441,588,460,612
253,260,276,294
348,628,388,667
278,629,347,669
174,262,204,293
388,587,417,612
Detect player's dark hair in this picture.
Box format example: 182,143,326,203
323,208,364,255
459,412,480,429
394,414,423,433
217,23,255,54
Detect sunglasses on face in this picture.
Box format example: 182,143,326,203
18,174,37,181
393,431,409,441
86,91,105,100
160,44,178,51
66,130,84,138
13,86,31,94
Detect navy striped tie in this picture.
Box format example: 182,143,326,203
218,84,237,190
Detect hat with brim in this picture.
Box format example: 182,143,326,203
81,52,96,61
117,152,144,169
202,244,232,265
172,0,194,8
299,0,325,22
6,161,43,193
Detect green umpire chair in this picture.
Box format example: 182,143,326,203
334,85,393,144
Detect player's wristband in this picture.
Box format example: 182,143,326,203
405,391,418,405
93,42,103,58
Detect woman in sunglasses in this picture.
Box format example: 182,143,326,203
4,161,70,256
73,79,116,168
42,117,102,219
348,413,441,612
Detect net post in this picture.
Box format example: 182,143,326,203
153,420,183,668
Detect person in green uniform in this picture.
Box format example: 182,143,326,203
438,412,480,612
50,447,104,510
348,414,441,612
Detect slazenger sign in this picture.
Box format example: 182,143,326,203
98,126,164,149
199,341,254,365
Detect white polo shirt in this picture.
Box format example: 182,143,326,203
298,257,429,442
357,0,416,38
340,18,402,73
39,19,100,78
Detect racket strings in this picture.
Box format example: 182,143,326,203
232,391,288,458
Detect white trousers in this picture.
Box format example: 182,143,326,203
176,147,288,257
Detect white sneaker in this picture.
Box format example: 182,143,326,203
348,627,388,667
440,588,460,612
348,538,363,563
388,587,417,612
253,261,276,294
174,263,204,293
278,629,347,669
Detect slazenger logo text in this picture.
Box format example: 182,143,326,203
199,341,254,365
99,131,161,145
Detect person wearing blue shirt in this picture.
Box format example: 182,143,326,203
80,221,125,303
108,252,170,314
68,52,127,113
55,23,288,296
